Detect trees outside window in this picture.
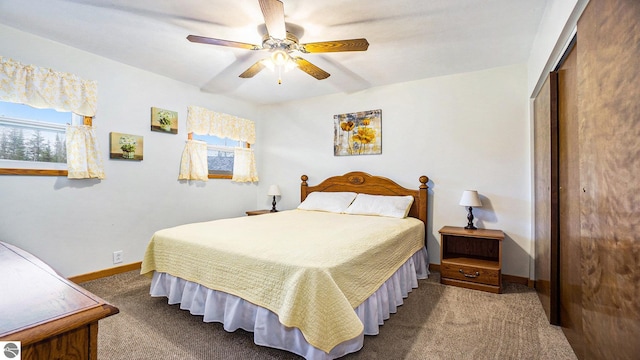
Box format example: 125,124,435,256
0,101,69,166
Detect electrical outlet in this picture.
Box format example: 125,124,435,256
113,250,123,264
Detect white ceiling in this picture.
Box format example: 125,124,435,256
0,0,547,105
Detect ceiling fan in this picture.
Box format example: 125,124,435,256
187,0,369,84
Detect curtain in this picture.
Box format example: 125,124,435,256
187,105,255,144
232,147,259,182
0,56,97,116
179,140,208,181
1,56,104,179
183,105,258,182
66,125,105,179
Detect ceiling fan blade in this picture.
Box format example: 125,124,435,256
301,39,370,53
187,35,260,50
258,0,286,39
239,60,266,78
293,57,330,80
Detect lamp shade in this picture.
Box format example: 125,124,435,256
267,185,281,196
459,190,482,207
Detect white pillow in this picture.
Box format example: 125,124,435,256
297,192,358,213
344,194,414,218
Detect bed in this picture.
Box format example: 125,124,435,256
141,171,430,359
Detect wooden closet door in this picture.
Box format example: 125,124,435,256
577,0,640,358
533,73,559,325
557,40,583,358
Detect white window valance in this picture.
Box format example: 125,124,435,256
0,56,98,117
187,105,256,144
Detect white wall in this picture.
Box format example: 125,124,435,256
0,24,261,277
256,64,532,278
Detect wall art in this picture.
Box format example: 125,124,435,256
109,132,143,160
150,107,178,134
334,109,381,156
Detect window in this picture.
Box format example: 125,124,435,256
180,105,257,182
0,101,72,174
191,134,247,179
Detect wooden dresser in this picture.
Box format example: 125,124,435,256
0,241,119,360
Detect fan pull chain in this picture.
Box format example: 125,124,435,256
278,66,283,85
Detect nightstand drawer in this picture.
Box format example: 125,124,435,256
441,261,500,286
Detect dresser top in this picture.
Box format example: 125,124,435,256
0,241,117,338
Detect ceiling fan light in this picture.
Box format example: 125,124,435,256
271,49,288,66
284,59,297,71
261,58,275,72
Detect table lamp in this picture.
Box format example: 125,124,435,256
268,185,281,212
459,190,482,230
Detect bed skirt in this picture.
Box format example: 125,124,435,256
149,247,429,360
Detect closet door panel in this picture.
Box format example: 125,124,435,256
557,42,583,358
577,0,640,358
533,73,559,325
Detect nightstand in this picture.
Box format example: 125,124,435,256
246,210,272,216
439,226,504,293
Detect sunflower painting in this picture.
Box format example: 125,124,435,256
334,109,381,156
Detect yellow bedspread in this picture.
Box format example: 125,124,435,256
141,209,425,353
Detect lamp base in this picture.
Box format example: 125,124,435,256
270,196,278,212
465,206,477,230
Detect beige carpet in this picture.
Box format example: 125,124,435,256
81,271,577,359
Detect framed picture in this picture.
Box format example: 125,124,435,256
109,132,144,160
150,107,178,134
334,109,382,156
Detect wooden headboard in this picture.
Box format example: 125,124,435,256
300,171,429,226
